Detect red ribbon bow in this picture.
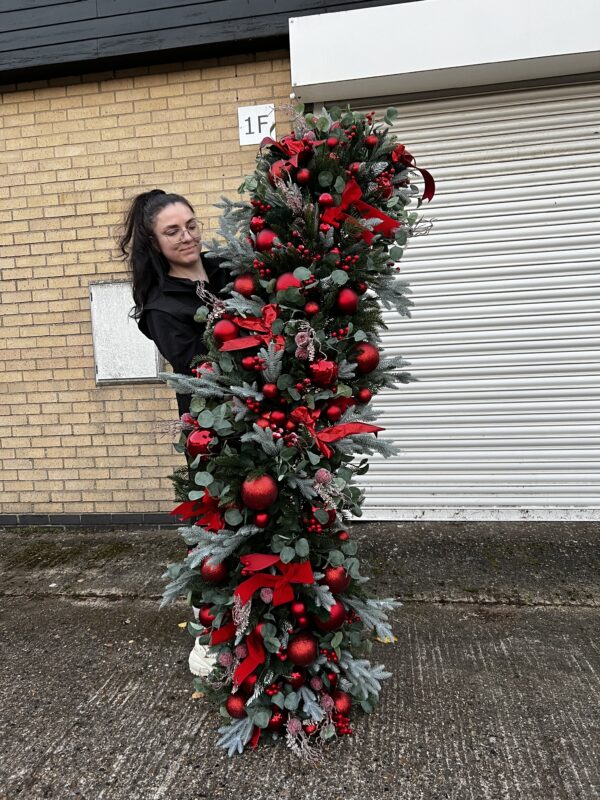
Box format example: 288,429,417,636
234,553,315,607
219,304,286,353
261,135,325,182
208,621,267,689
290,405,384,459
391,144,436,203
170,489,224,532
322,177,400,243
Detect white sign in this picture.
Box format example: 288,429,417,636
237,104,276,146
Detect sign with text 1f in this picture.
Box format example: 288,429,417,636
237,104,276,146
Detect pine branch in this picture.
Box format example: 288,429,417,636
338,651,392,700
240,424,283,456
217,717,255,757
259,342,284,382
342,595,401,640
297,686,325,722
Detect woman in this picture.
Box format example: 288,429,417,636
118,189,228,416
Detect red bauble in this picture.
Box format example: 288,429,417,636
323,566,351,594
256,419,269,429
349,162,361,175
200,558,228,584
197,605,216,627
240,673,257,695
233,273,256,298
336,287,359,314
318,192,334,207
275,272,302,292
213,319,239,344
296,168,311,185
268,710,286,731
255,228,278,252
326,404,342,422
313,599,346,632
287,632,318,666
249,216,265,233
270,410,286,425
296,615,308,628
255,512,269,528
291,600,306,617
241,355,255,370
262,383,278,400
357,387,373,404
186,429,214,457
353,342,380,374
365,134,378,148
326,136,338,148
288,670,305,689
241,474,278,510
309,359,339,387
338,530,350,542
356,281,368,295
225,694,247,719
331,689,352,716
304,301,320,316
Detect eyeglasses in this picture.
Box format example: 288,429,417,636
160,220,203,244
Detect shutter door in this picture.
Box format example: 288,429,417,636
356,80,600,520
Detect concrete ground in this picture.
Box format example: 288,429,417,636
0,521,598,800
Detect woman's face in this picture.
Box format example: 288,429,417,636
152,202,202,268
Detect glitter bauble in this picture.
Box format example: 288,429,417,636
353,342,380,374
233,273,256,297
313,600,346,632
225,694,247,719
213,319,239,344
287,632,318,667
275,272,302,292
323,566,351,594
331,689,352,716
255,228,278,252
240,474,278,511
200,558,228,585
336,287,359,314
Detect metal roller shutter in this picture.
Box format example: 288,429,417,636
355,80,600,521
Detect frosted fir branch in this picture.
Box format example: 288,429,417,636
307,578,336,611
222,293,265,316
339,403,381,426
297,686,325,723
229,382,263,401
231,396,251,422
333,434,400,458
369,161,389,177
186,525,260,568
177,524,211,546
160,564,198,609
338,651,392,700
286,473,318,500
259,342,284,382
241,424,283,457
337,358,357,380
217,717,255,757
158,372,226,398
378,370,417,390
342,595,401,641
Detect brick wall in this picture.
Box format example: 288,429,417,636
0,51,291,516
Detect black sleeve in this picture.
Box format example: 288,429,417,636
144,309,207,376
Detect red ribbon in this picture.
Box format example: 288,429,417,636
219,304,285,353
250,726,261,749
322,177,400,243
233,627,266,687
235,554,315,607
260,135,325,181
391,144,435,203
210,621,236,645
170,489,224,532
290,405,384,458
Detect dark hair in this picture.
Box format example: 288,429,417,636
116,189,196,320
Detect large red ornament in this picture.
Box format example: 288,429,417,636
296,168,311,185
275,272,302,292
213,319,239,344
353,342,380,374
309,359,338,387
313,599,346,632
318,192,334,207
262,383,278,400
233,273,256,298
323,566,351,594
225,694,247,719
357,387,373,404
200,557,228,585
186,429,214,457
287,632,318,666
336,287,359,315
331,689,352,716
268,710,286,731
255,228,278,252
197,605,216,627
240,474,278,510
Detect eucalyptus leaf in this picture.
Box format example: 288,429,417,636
194,471,214,487
280,546,296,564
295,538,310,558
318,171,333,187
251,709,271,729
334,176,346,193
331,270,349,285
293,266,312,281
188,490,205,501
224,508,243,526
331,631,343,648
284,692,299,710
314,508,329,524
328,549,345,567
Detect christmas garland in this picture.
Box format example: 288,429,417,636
160,103,434,757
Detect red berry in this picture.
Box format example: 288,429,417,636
255,512,269,527
357,387,373,404
304,301,320,316
326,136,338,148
262,383,278,400
326,404,342,422
365,134,378,147
296,168,311,185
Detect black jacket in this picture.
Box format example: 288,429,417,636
137,253,229,416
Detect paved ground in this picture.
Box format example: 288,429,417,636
0,521,598,800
